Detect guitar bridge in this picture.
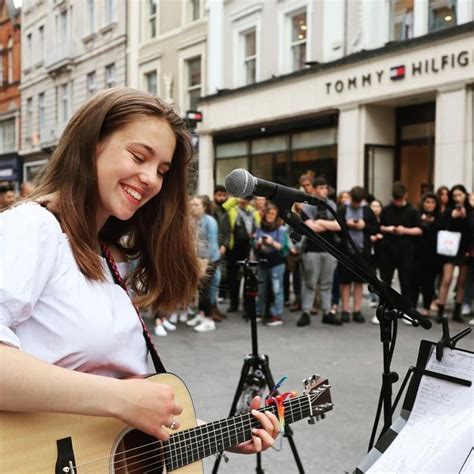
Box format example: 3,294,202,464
55,437,76,474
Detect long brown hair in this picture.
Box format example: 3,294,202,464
30,87,201,312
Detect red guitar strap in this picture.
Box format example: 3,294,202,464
100,241,166,374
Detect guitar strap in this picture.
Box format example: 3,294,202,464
100,242,166,374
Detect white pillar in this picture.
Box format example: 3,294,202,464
198,133,214,196
457,0,474,25
435,85,472,189
126,1,140,89
414,0,429,37
337,106,363,191
207,0,225,95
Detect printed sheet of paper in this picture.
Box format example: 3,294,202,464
368,348,474,473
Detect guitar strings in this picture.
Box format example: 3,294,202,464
83,399,315,473
77,397,313,473
72,394,320,473
76,396,314,473
126,400,315,474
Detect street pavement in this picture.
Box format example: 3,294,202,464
147,298,473,474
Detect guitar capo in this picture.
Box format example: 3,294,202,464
436,316,472,361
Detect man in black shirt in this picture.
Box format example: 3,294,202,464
379,181,422,303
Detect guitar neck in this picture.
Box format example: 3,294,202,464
164,394,317,472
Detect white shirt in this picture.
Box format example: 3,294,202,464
0,203,148,378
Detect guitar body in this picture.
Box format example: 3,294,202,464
0,373,203,473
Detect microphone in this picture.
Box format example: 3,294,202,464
225,169,316,205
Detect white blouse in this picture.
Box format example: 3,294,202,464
0,203,148,378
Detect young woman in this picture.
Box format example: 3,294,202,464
437,184,472,323
255,204,289,326
411,193,442,317
186,195,220,332
368,199,384,323
0,88,278,455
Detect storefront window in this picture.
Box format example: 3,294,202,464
215,157,248,186
291,146,337,189
429,0,456,32
390,0,414,41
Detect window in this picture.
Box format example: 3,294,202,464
26,98,33,139
38,26,45,62
26,33,33,68
389,0,414,40
186,56,201,110
290,10,307,72
147,0,157,39
60,10,68,40
38,93,45,140
188,0,201,22
243,29,257,85
429,0,456,32
61,83,69,123
0,119,16,153
6,38,12,83
0,48,3,84
87,71,97,97
144,70,158,95
105,63,116,88
88,0,96,34
106,0,115,23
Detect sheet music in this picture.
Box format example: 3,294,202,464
368,348,474,473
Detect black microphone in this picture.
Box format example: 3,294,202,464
225,169,316,205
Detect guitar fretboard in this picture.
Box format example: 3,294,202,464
163,393,326,472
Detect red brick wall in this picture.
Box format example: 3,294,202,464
0,2,21,114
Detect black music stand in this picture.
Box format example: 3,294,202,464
212,259,305,474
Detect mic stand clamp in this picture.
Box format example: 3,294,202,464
436,316,472,361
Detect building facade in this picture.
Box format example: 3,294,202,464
198,0,474,205
0,0,21,188
19,0,126,182
127,0,208,190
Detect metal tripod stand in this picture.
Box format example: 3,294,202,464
212,259,304,474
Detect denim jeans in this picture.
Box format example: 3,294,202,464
257,264,285,317
209,265,221,305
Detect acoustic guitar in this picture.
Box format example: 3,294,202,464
0,372,332,473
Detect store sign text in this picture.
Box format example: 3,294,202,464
325,50,471,95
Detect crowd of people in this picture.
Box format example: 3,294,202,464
153,175,474,334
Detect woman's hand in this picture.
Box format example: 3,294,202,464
228,396,281,455
112,379,183,441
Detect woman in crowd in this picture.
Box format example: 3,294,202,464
337,186,377,323
437,184,472,322
411,192,442,317
186,195,221,332
368,199,384,322
0,88,279,456
255,204,289,326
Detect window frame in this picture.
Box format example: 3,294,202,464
105,63,116,89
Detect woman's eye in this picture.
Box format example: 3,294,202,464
131,153,144,163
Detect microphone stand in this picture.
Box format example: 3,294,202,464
270,193,431,450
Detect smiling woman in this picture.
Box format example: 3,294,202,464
0,88,280,467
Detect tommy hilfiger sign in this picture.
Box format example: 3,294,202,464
325,50,472,94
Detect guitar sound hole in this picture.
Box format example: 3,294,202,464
112,430,165,473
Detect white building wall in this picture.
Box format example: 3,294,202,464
322,0,345,62
435,85,473,189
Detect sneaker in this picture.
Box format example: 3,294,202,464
217,297,225,304
162,319,176,331
296,312,311,327
194,318,216,332
186,314,205,327
265,316,283,327
341,311,350,323
178,310,188,323
371,315,379,325
168,313,178,324
322,312,343,326
154,324,167,336
353,312,365,323
461,304,471,316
